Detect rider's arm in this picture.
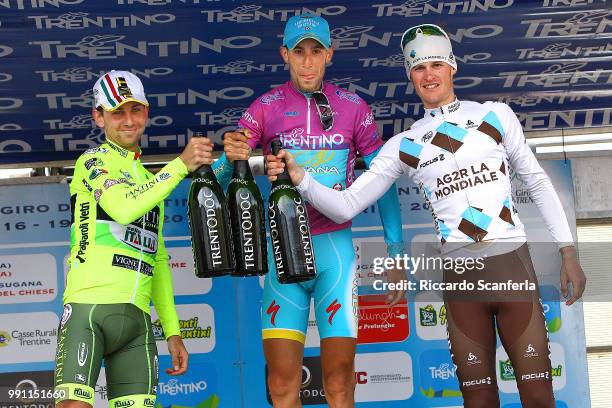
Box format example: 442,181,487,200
297,134,406,224
76,151,188,225
151,205,181,339
363,147,405,257
237,98,265,151
496,102,574,247
211,153,234,189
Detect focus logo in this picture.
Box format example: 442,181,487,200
419,349,461,398
357,294,409,344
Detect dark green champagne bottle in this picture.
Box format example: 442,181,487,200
227,158,268,276
268,140,317,283
187,133,235,277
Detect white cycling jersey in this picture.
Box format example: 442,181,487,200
296,99,574,252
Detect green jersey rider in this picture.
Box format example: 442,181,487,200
54,70,232,408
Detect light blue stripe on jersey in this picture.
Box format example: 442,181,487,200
400,138,423,158
438,122,468,142
439,221,451,240
503,196,511,209
462,207,493,230
482,111,505,137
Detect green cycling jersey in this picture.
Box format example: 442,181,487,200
65,139,232,338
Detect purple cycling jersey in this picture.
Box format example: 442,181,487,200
238,80,381,235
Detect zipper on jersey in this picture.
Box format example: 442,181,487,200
130,160,145,304
306,96,312,134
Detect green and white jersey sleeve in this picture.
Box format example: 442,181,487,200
65,140,188,338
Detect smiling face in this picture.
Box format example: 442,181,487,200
92,101,148,151
410,61,456,109
280,38,334,93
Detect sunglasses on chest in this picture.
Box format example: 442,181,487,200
312,91,333,131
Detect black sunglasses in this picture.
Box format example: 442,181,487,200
312,91,333,131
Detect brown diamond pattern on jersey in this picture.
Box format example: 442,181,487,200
458,219,488,242
399,151,420,169
499,206,515,226
432,132,463,152
499,162,506,175
478,121,502,144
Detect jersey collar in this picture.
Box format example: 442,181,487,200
104,139,142,162
424,98,461,119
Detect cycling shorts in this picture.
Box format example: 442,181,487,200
54,303,158,408
262,227,358,343
443,243,552,392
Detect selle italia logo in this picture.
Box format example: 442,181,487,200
419,305,446,327
152,317,212,341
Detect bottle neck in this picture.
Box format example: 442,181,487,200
273,167,293,186
194,164,214,177
233,160,253,180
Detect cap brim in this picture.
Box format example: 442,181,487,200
285,34,330,50
99,97,149,112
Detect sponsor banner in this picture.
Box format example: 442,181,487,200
355,351,413,402
151,304,216,354
0,254,57,304
0,312,58,364
0,2,610,165
157,361,219,407
357,294,409,344
167,247,212,295
0,370,55,406
418,349,461,399
414,292,447,341
496,342,566,393
266,356,326,405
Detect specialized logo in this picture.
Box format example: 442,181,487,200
266,300,280,326
77,342,88,366
326,299,342,325
60,304,72,328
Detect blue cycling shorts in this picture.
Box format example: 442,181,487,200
261,227,358,343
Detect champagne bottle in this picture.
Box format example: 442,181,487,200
227,157,268,276
187,132,235,277
268,139,317,283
